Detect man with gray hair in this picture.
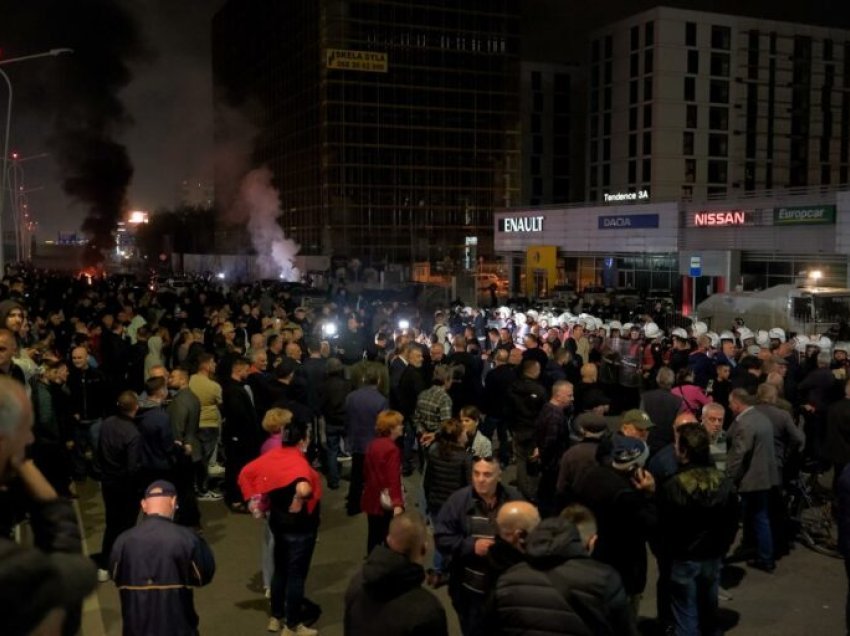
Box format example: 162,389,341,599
727,388,779,572
701,402,728,470
414,364,454,448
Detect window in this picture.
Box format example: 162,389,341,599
710,53,730,77
603,87,612,110
630,53,639,77
745,161,756,191
710,80,729,103
604,35,613,58
630,79,639,103
822,165,832,185
554,73,570,93
531,113,541,134
631,25,640,51
531,156,541,175
684,77,696,101
686,105,698,128
629,134,638,157
532,178,543,197
645,21,655,47
644,49,654,74
687,50,699,74
711,25,731,50
590,167,598,186
590,141,598,162
603,138,611,161
590,116,599,139
533,136,543,154
533,93,543,111
683,131,695,155
708,134,728,156
629,160,637,183
591,39,600,63
686,22,697,47
709,106,728,130
770,31,777,54
644,77,653,101
602,164,610,186
643,131,652,155
685,159,696,183
643,104,652,127
604,61,612,83
629,107,638,131
824,39,834,61
643,158,652,181
603,113,611,135
531,71,542,91
708,160,728,183
590,90,599,113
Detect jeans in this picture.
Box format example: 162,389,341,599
670,558,722,636
367,512,392,556
196,427,220,492
270,531,317,628
741,490,774,566
513,437,538,501
71,418,101,480
401,420,415,473
325,428,343,488
346,453,365,515
261,519,275,590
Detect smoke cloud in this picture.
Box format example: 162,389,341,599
234,167,300,281
0,0,147,260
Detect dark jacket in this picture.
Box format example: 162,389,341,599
482,364,516,419
321,374,351,432
167,387,201,462
110,514,215,636
136,403,176,472
534,402,569,473
506,376,547,441
640,389,683,456
837,464,850,558
97,414,143,486
488,518,637,636
397,365,426,421
424,443,471,514
344,544,448,636
572,464,657,595
346,386,389,454
67,366,107,421
434,484,523,598
221,379,260,451
658,463,739,561
827,398,850,466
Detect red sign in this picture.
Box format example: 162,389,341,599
694,210,748,226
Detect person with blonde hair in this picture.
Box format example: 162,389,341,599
261,408,293,455
362,410,405,554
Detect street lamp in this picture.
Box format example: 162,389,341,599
0,48,73,277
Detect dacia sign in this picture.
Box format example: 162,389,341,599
499,216,544,233
598,213,659,229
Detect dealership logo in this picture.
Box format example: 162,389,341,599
499,216,544,232
598,213,659,229
694,210,749,226
773,205,836,225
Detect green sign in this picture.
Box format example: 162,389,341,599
773,205,836,225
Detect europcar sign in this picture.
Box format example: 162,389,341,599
773,205,836,225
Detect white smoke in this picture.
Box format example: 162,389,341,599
236,167,301,281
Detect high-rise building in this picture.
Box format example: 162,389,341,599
519,61,584,206
586,6,850,204
212,0,520,264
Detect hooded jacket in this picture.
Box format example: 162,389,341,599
344,544,447,636
489,518,637,636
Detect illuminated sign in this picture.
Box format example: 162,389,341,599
693,210,750,226
499,216,544,232
326,49,388,72
598,214,659,229
604,189,649,203
773,205,836,225
127,210,149,224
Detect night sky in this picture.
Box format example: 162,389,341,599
0,0,848,243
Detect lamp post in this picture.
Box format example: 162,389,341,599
0,48,73,278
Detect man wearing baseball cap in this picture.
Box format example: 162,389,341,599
110,480,216,636
620,409,656,442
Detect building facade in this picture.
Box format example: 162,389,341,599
586,6,850,204
494,189,850,311
212,0,521,264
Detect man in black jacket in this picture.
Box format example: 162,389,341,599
344,511,447,636
321,358,351,489
397,346,426,475
167,367,202,529
68,345,107,480
488,514,636,636
96,390,143,581
482,348,515,467
221,358,259,510
658,424,739,636
506,359,547,500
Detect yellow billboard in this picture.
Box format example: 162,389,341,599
326,49,388,73
525,246,557,298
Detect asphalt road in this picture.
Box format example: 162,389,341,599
76,466,848,636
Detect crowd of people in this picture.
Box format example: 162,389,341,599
2,269,850,635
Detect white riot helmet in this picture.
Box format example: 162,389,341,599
834,342,850,355
623,322,634,332
768,327,786,343
644,322,662,339
526,309,539,323
706,331,720,348
609,320,622,332
513,312,526,326
737,327,755,344
817,336,833,351
719,331,736,342
691,321,708,337
756,330,770,348
671,327,689,340
557,312,573,325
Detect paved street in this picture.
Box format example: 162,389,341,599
76,468,848,636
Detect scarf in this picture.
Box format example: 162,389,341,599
238,446,322,513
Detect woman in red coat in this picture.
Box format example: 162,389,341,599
361,409,405,554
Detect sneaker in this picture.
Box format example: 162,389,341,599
207,463,226,476
264,586,271,599
282,624,318,636
97,568,110,583
198,490,223,501
266,617,281,632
